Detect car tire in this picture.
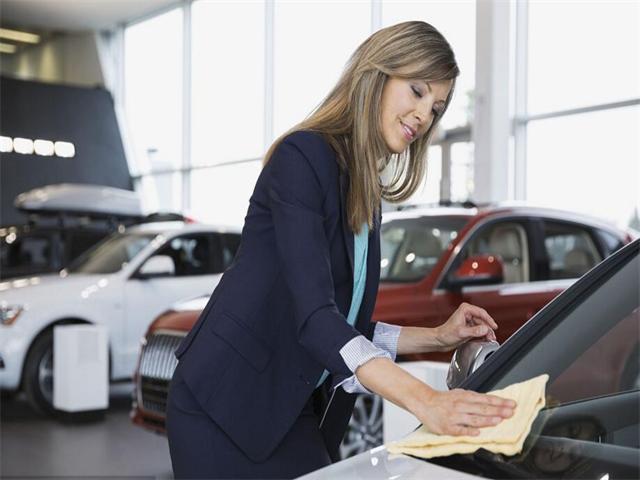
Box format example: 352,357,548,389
340,393,384,459
23,331,55,416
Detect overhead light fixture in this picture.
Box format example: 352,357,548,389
34,139,55,156
54,141,75,158
0,43,16,54
0,136,12,153
0,28,40,44
1,135,76,158
13,138,34,155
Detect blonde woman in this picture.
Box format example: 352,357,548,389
167,21,515,479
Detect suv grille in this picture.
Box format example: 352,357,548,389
138,332,185,416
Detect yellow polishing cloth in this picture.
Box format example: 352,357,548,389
386,374,549,459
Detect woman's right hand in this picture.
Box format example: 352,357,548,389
411,388,516,436
355,357,516,436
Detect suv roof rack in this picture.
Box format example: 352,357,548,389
15,184,143,218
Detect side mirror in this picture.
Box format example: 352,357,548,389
446,340,500,389
137,255,174,278
447,254,504,289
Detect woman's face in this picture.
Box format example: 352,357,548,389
379,76,453,154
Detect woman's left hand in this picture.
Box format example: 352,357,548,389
435,302,498,351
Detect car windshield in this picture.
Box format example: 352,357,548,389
429,243,639,479
67,233,156,274
380,216,469,282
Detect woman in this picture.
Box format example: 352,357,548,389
166,20,516,479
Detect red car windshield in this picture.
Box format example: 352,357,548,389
380,216,469,282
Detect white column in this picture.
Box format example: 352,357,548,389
264,0,275,149
181,0,193,213
371,0,382,32
473,0,511,203
513,0,529,201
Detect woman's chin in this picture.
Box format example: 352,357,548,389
382,137,408,155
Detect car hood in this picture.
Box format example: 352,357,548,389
0,273,116,306
298,446,478,479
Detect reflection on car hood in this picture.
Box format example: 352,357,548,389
298,446,479,479
170,294,210,312
0,272,112,304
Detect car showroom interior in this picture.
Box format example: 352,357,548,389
1,1,639,479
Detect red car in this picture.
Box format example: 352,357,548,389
131,204,635,447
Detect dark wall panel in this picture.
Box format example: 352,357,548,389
0,76,132,225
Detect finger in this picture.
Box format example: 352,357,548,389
484,329,497,342
445,424,480,437
460,324,491,339
456,401,514,419
463,304,498,329
453,413,503,428
462,391,517,409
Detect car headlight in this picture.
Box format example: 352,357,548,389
0,304,23,325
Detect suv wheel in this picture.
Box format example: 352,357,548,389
23,331,55,415
340,393,383,459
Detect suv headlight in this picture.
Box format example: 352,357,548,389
0,304,23,325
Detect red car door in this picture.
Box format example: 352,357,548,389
441,218,558,345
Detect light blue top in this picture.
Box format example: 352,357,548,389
316,222,369,388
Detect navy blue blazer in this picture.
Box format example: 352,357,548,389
174,130,382,462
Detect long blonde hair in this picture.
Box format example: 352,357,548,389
264,21,459,233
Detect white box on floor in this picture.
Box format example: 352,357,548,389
383,361,449,444
53,324,109,412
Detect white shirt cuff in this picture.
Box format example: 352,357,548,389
336,335,392,394
371,321,401,361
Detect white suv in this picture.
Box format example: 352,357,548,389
0,221,241,414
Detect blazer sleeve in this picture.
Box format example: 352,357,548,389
267,137,360,377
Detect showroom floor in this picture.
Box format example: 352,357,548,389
1,383,173,479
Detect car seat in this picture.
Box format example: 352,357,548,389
564,247,594,278
488,226,526,284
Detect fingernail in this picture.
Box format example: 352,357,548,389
492,417,501,424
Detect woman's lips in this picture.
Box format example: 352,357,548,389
401,122,416,141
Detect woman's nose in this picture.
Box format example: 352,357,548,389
413,108,428,127
414,102,433,127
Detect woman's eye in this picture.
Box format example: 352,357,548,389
411,86,422,98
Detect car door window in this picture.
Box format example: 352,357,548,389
543,221,602,279
485,249,639,456
151,235,212,276
460,221,530,284
491,250,638,405
434,247,639,479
